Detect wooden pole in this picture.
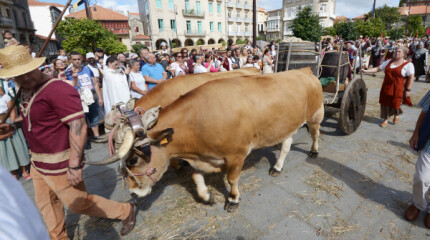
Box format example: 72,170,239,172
252,0,257,47
37,0,73,58
0,0,73,124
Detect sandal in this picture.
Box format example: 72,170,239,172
379,121,388,128
393,116,399,124
23,172,32,181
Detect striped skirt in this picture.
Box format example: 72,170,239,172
0,126,30,171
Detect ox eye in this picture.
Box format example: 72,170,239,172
129,157,138,166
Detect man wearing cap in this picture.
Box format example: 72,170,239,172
65,52,103,148
0,45,137,238
86,52,101,81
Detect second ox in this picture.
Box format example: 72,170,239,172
99,68,324,212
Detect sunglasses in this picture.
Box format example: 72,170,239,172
177,56,182,58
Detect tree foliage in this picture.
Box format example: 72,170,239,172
322,26,336,36
407,15,425,36
333,21,357,40
369,5,400,29
291,6,322,42
131,43,146,54
57,18,127,55
196,39,204,45
354,18,386,38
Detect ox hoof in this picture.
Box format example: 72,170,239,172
308,151,319,159
224,201,239,213
269,168,281,177
201,193,215,206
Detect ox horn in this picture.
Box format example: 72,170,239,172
89,132,110,143
85,130,135,166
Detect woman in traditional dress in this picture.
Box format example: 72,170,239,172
262,49,273,74
102,56,130,115
371,41,384,68
362,46,415,127
0,87,31,180
412,41,428,82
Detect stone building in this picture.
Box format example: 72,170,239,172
226,0,254,45
0,0,36,49
138,0,228,50
266,9,282,41
282,0,336,38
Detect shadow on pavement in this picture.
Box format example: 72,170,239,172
320,110,344,137
136,146,279,212
305,156,426,229
66,165,121,239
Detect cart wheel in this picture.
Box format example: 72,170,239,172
339,78,367,135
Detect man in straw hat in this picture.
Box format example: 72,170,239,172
0,45,137,239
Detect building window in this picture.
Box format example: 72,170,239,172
209,3,213,13
6,8,10,18
186,20,191,31
218,22,222,32
228,11,231,17
156,0,162,9
210,22,214,32
320,4,326,16
245,25,248,32
185,0,190,11
287,9,291,18
135,26,139,32
236,11,240,18
217,3,221,13
171,19,176,30
245,12,248,19
158,19,164,31
168,0,174,10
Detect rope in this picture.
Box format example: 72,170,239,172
320,62,350,68
278,49,320,54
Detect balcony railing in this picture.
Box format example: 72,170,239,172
244,4,251,10
227,2,235,7
244,31,251,36
244,18,251,23
228,31,236,36
182,9,205,18
236,17,242,22
0,16,14,27
228,17,235,22
184,30,206,36
236,3,243,8
236,31,243,36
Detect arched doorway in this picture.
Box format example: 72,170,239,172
155,38,167,50
196,38,205,45
218,38,225,44
228,39,234,47
208,39,215,45
172,39,181,48
184,39,194,46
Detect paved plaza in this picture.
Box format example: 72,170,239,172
22,72,430,239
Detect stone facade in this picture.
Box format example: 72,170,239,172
0,0,36,49
138,0,229,50
266,9,282,41
226,0,255,45
282,0,336,38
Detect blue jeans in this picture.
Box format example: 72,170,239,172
85,92,100,128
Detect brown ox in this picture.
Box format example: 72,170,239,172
125,68,324,212
135,67,260,110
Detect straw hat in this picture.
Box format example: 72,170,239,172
0,45,45,78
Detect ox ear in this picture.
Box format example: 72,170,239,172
148,128,174,145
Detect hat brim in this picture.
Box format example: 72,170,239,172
0,57,46,78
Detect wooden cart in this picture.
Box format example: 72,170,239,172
275,41,367,135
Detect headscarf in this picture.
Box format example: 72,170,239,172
414,41,427,59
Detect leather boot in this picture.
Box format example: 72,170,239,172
405,204,420,221
120,203,137,236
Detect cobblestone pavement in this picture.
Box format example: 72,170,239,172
22,72,430,239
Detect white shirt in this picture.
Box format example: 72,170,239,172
0,166,49,240
170,62,187,76
193,64,207,74
0,94,10,115
87,63,101,78
102,68,131,114
379,60,415,77
129,71,147,99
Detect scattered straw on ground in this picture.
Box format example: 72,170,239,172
305,169,344,199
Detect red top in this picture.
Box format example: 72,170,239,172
379,61,410,109
21,79,84,175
